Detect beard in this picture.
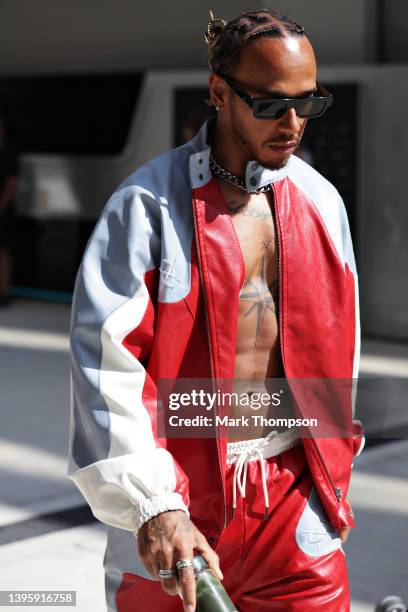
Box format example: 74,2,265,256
230,112,301,171
258,152,292,171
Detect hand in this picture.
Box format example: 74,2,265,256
137,510,223,612
338,498,353,545
338,525,351,545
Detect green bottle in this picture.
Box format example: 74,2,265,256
192,555,238,612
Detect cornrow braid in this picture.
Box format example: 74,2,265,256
205,8,306,75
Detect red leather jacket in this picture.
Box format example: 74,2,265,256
68,120,361,552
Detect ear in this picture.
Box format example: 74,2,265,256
208,73,228,111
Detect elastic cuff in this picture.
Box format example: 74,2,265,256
130,492,189,533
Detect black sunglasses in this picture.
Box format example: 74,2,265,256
218,73,333,120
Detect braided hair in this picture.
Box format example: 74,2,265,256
205,9,306,75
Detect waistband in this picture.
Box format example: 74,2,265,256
227,428,300,465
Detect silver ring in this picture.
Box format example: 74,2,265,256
158,568,177,579
175,559,194,571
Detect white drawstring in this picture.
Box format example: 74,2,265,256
231,431,278,520
232,448,250,515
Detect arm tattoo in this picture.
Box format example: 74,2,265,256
143,510,189,546
240,256,279,347
145,521,172,547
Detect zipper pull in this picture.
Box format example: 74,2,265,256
335,487,342,501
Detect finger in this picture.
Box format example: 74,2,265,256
158,551,179,596
176,558,196,612
179,567,196,612
194,535,223,581
150,559,161,580
202,550,223,581
138,552,158,579
145,561,156,579
136,536,154,577
160,575,179,596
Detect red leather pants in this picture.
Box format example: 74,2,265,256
116,443,350,611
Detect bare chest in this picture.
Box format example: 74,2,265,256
226,191,279,290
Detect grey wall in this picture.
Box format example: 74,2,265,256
317,65,408,340
0,0,382,74
382,0,408,62
265,0,373,64
0,0,250,74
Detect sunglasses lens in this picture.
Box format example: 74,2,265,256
254,100,285,118
254,98,330,119
296,98,327,117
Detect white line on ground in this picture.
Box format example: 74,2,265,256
0,327,69,351
349,472,408,515
360,354,408,377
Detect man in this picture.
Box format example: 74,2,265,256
68,9,363,611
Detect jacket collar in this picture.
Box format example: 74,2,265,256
188,118,291,192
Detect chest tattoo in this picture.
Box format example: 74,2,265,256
227,200,269,220
240,256,279,347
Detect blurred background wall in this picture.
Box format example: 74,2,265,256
0,0,405,73
0,0,407,72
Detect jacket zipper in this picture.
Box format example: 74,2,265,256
270,186,342,504
192,194,228,529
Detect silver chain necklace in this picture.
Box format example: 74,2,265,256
209,154,273,193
